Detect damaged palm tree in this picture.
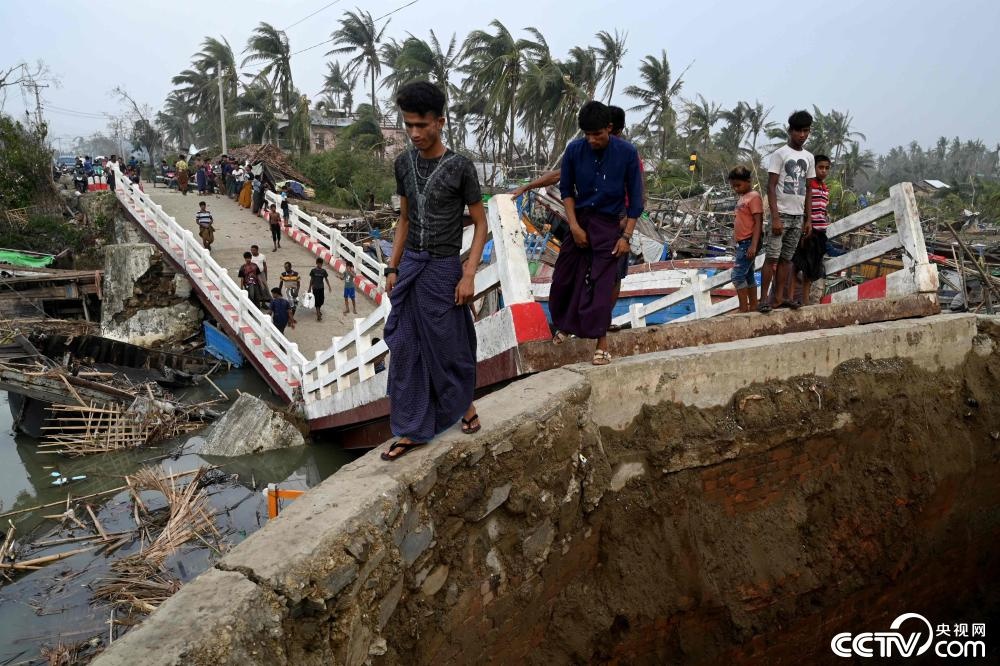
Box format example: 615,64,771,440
38,394,213,456
92,467,221,616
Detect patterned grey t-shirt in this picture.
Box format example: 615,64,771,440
394,149,482,257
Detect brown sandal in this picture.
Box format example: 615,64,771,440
552,331,569,345
461,413,481,434
592,349,611,366
380,440,427,461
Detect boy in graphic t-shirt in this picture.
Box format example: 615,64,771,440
760,110,815,313
728,166,764,313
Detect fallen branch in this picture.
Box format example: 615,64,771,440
0,545,96,570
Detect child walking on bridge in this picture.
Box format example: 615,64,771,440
195,201,215,251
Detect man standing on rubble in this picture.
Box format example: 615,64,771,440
380,81,488,461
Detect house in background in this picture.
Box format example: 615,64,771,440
914,178,951,194
275,105,410,159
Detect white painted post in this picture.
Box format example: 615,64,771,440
890,182,939,298
238,292,253,333
333,336,351,391
287,342,299,385
890,182,929,271
355,317,374,382
691,271,712,319
315,351,331,400
328,228,339,263
628,302,646,329
488,195,533,304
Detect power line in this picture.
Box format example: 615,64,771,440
45,104,109,119
284,0,343,30
276,0,421,60
45,107,110,121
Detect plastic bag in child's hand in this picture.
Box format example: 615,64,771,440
300,292,316,310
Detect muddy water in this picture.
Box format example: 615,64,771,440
0,369,357,662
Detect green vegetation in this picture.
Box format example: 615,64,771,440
295,108,394,208
0,191,116,268
0,115,53,210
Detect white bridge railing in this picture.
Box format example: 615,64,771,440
114,169,534,417
111,167,307,399
613,182,939,328
263,190,387,295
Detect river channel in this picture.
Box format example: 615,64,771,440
0,368,357,663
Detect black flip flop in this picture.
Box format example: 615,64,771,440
380,440,427,461
461,414,481,435
780,300,801,310
757,302,772,314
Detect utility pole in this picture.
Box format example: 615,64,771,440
218,62,227,155
23,79,49,134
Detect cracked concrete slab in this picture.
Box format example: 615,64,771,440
94,568,286,665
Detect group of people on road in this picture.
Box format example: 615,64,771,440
195,191,353,338
170,154,275,213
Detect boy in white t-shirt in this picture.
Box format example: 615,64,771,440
760,110,815,313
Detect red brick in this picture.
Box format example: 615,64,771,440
770,448,794,461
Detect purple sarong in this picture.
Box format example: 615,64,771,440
384,251,476,442
549,209,621,339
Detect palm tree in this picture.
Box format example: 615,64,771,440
684,94,720,154
328,9,388,121
744,100,772,162
242,22,294,114
716,101,749,159
380,32,463,143
191,37,238,148
236,72,279,143
594,29,628,103
841,141,876,188
156,91,196,149
623,50,687,164
170,66,215,146
321,61,351,111
825,109,866,165
462,20,545,165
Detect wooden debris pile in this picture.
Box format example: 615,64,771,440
220,143,313,186
40,395,213,457
92,466,221,616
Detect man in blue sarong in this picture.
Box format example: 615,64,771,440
381,81,489,462
549,101,644,365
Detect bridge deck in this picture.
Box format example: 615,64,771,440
142,186,378,360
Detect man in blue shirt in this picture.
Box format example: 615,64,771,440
550,101,643,365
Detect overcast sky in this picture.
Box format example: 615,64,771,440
2,0,997,156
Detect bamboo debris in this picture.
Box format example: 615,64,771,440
38,636,102,666
85,505,108,541
91,561,182,614
39,396,210,457
0,545,97,570
92,466,220,616
31,531,131,547
1,519,15,563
